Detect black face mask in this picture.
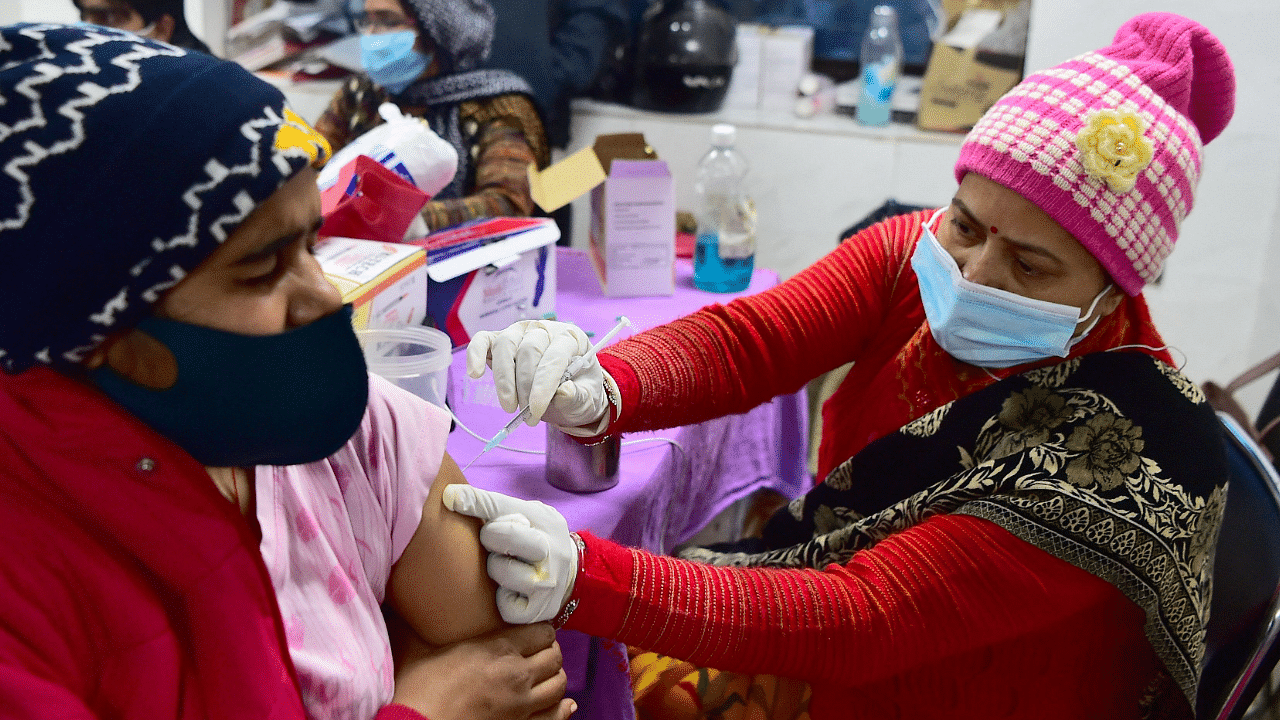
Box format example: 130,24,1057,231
90,305,369,467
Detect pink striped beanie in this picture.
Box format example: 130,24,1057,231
954,12,1236,295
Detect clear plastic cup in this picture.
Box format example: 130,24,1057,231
358,326,452,410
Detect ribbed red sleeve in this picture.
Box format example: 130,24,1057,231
597,212,928,434
564,514,1155,699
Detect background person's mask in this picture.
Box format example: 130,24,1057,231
361,30,431,94
912,212,1110,369
90,305,369,467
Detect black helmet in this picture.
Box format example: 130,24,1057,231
632,0,738,114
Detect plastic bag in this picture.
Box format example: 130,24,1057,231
317,103,458,198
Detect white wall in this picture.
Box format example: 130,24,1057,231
16,0,79,24
1026,1,1280,412
14,0,222,55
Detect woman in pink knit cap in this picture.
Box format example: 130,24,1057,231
455,12,1236,720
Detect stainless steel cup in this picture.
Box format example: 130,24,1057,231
545,425,620,493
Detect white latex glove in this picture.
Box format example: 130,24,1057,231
443,485,578,625
466,320,610,434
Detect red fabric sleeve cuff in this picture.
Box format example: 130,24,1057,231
374,704,428,720
597,352,640,431
560,531,636,639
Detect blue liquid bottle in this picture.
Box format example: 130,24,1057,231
855,5,903,127
693,124,756,293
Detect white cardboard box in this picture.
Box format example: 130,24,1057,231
315,237,427,329
587,159,675,297
528,133,675,297
422,217,560,346
760,25,814,112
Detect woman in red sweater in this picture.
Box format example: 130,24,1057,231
456,12,1237,720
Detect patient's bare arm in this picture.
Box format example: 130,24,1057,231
387,451,505,646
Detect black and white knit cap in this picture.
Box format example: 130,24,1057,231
0,23,331,374
403,0,495,71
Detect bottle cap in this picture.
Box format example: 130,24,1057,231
869,4,899,28
710,123,736,147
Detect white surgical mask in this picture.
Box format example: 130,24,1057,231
912,209,1111,368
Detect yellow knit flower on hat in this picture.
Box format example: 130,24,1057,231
1075,109,1153,193
275,107,332,168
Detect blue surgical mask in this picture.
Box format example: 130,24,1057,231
90,305,369,467
361,30,430,94
912,210,1111,368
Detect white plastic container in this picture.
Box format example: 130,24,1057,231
358,326,452,410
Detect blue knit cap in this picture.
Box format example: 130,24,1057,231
0,23,331,373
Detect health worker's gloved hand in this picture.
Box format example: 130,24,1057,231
443,485,578,625
466,320,611,436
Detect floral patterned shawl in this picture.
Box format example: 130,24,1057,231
681,351,1228,709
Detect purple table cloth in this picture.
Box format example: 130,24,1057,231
445,248,809,719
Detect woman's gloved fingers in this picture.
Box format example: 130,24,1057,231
522,324,588,425
479,515,550,564
487,552,556,594
443,484,513,522
547,371,608,428
492,322,548,413
496,586,538,624
465,330,498,379
466,320,602,422
515,325,560,419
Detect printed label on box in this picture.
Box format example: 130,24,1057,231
315,237,427,329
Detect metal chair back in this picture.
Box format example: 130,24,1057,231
1197,413,1280,719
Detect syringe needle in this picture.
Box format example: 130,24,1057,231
464,316,631,470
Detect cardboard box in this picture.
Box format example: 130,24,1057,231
759,26,814,113
723,24,765,110
314,237,427,329
916,2,1028,132
418,217,560,347
528,134,675,297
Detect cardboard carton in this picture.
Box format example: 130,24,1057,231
314,237,427,329
527,133,675,297
916,1,1029,132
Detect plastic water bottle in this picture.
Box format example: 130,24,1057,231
856,5,903,126
693,123,756,293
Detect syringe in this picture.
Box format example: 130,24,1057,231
462,316,632,471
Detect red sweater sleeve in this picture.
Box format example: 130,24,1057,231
564,513,1148,689
597,211,929,434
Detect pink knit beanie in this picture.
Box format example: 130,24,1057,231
954,12,1235,295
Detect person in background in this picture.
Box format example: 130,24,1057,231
456,12,1235,719
0,23,571,720
72,0,211,52
481,0,628,245
483,0,628,149
314,0,549,233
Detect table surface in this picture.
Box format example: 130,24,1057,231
443,248,810,719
